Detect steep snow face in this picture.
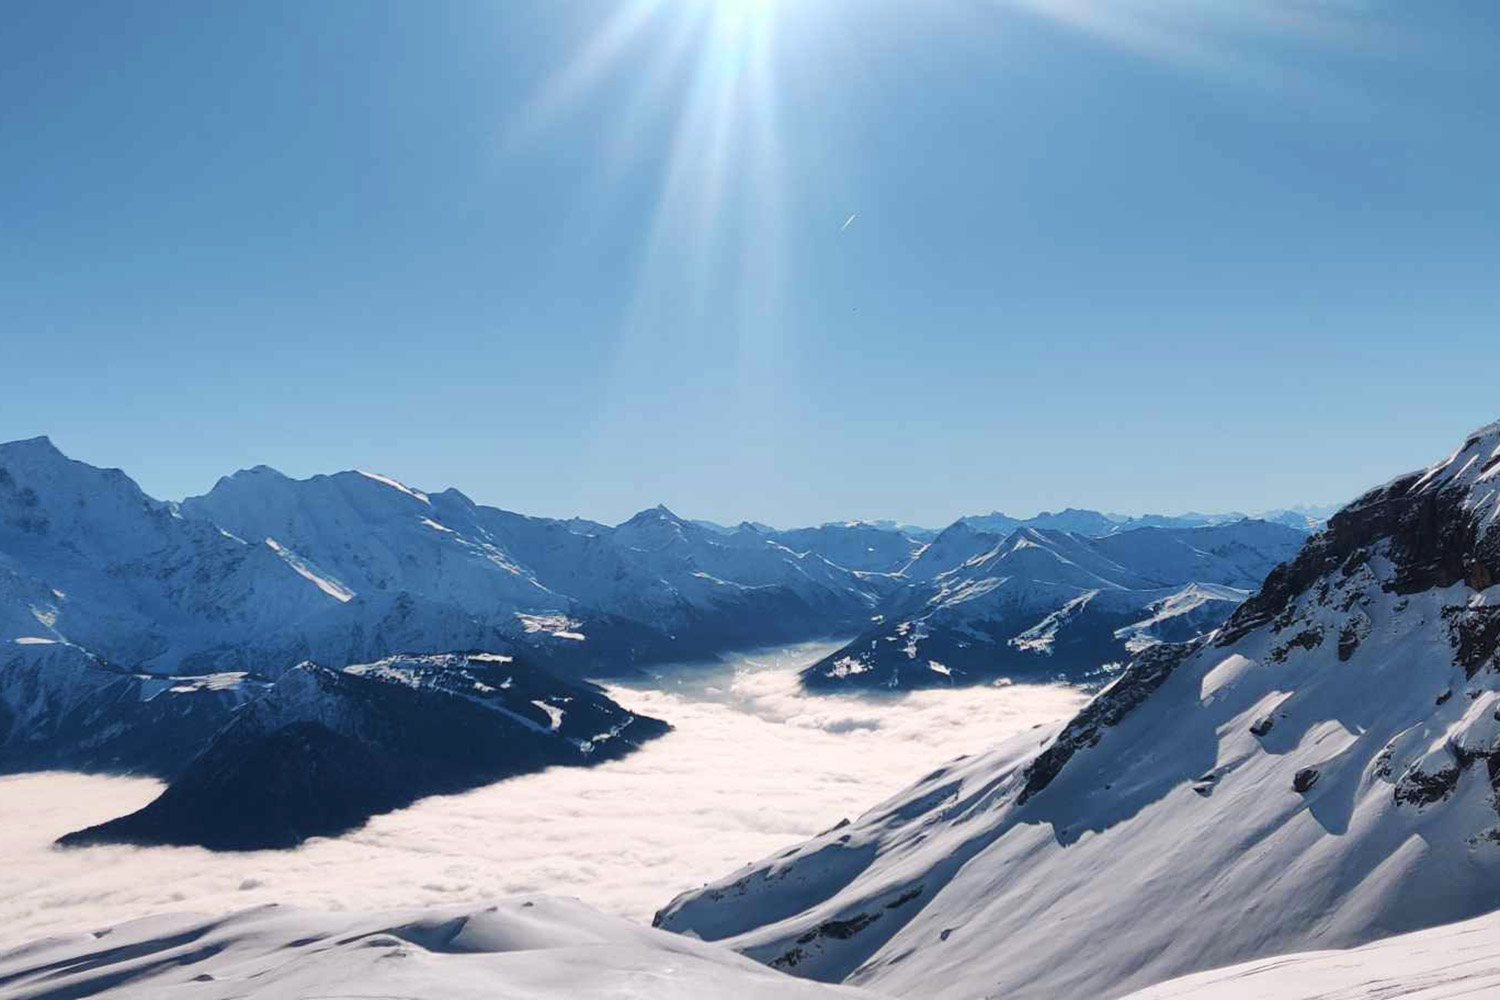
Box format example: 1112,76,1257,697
185,474,898,665
0,898,878,1000
0,439,340,672
180,466,558,618
659,421,1500,1000
804,520,1302,691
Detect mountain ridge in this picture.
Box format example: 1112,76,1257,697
655,419,1500,1000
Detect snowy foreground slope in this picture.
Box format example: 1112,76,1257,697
1122,906,1500,999
658,420,1500,999
0,898,879,1000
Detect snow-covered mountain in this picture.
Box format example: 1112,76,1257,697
656,420,1500,1000
60,652,669,850
958,504,1335,539
0,437,341,673
803,519,1304,690
0,898,878,1000
0,438,907,686
181,468,906,670
0,639,261,777
0,435,1324,693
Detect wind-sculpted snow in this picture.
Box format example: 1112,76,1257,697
59,652,669,850
660,420,1500,1000
0,897,879,1000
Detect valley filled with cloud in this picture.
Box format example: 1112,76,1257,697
1,642,1085,938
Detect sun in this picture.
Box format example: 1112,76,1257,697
507,0,792,306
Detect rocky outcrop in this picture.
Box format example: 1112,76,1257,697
1017,639,1203,805
1221,428,1500,646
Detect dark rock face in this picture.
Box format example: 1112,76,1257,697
1017,640,1203,806
1270,627,1325,663
1393,734,1500,810
767,886,925,974
1221,443,1500,647
1337,615,1370,662
1293,768,1320,793
1393,759,1464,807
1443,605,1500,679
58,653,669,850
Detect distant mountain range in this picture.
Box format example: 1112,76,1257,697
801,519,1306,691
0,434,1328,847
0,436,1328,693
656,419,1500,1000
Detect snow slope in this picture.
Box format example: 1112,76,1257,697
1122,906,1500,999
658,420,1500,999
0,897,879,1000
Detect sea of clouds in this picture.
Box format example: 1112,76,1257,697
0,641,1086,943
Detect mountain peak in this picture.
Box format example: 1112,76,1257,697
0,436,67,463
233,464,290,481
620,504,684,528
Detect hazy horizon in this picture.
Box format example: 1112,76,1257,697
5,429,1355,529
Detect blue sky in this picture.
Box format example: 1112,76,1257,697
3,1,1497,528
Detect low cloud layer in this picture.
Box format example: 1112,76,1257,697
0,642,1086,942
